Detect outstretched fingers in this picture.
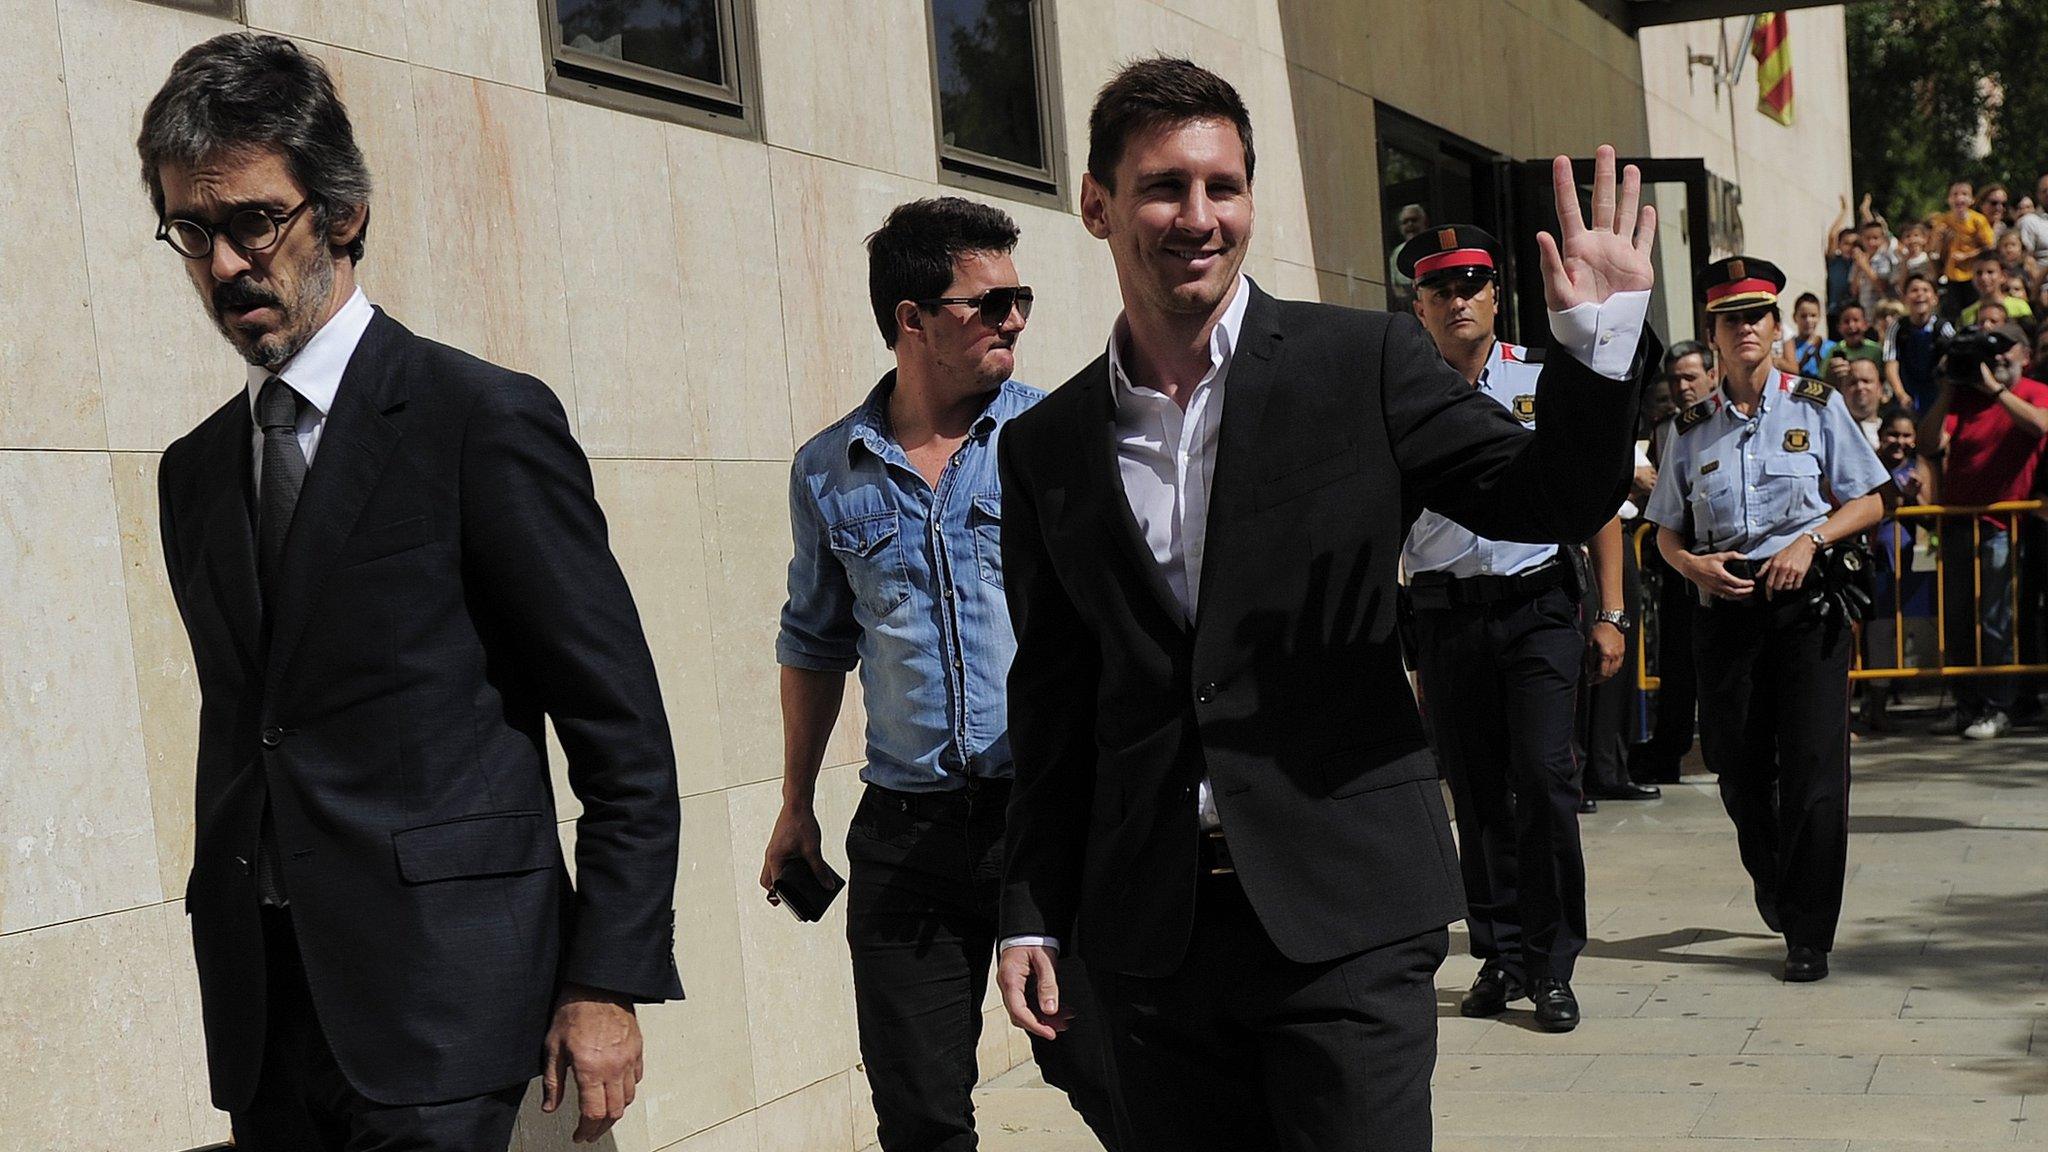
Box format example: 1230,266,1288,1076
1634,201,1659,253
1552,154,1584,239
1616,162,1642,237
1591,145,1617,231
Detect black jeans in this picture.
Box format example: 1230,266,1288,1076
231,908,527,1152
1694,593,1853,951
845,780,1123,1152
1414,585,1590,984
1102,874,1447,1152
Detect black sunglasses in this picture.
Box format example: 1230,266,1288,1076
917,285,1034,327
1722,306,1773,328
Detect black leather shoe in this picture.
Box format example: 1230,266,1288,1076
1460,966,1524,1017
1530,978,1580,1032
1754,883,1784,934
1589,781,1662,800
1578,796,1598,814
1784,945,1829,982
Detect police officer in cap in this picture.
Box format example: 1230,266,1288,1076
1644,257,1887,982
1398,225,1642,1033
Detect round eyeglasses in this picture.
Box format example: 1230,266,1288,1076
157,201,311,260
916,286,1034,327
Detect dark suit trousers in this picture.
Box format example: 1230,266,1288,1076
1633,549,1698,780
845,781,1122,1152
1693,595,1853,951
1582,539,1641,791
1415,585,1590,983
231,908,526,1152
1100,873,1447,1152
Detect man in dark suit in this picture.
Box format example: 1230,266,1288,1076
142,34,682,1150
993,58,1656,1150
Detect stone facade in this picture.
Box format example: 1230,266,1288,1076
0,2,1848,1150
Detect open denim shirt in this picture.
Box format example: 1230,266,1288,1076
777,374,1044,792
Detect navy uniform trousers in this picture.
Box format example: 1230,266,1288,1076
1413,583,1589,984
1692,590,1853,950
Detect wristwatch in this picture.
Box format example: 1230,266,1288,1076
1806,530,1828,551
1595,609,1632,632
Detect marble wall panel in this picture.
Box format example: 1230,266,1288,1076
663,122,795,463
767,149,925,449
700,461,794,789
0,903,197,1149
999,198,1118,387
109,452,201,899
636,789,757,1146
0,451,162,934
591,459,728,797
1284,64,1380,285
0,0,105,451
728,767,862,1104
670,1111,759,1152
245,0,411,58
552,100,700,460
754,0,936,183
753,1070,855,1152
57,0,248,453
319,43,443,339
1243,48,1318,274
410,69,575,404
406,0,548,91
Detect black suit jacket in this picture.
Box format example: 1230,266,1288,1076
158,310,683,1109
998,284,1644,977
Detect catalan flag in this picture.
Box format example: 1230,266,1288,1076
1751,11,1794,126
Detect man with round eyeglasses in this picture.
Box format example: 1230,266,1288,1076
144,32,682,1151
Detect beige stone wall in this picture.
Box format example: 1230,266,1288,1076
1641,7,1856,329
3,2,1716,1150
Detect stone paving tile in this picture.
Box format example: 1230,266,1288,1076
1867,1054,2048,1096
1578,1052,1881,1095
1432,1053,1594,1092
1522,1141,1848,1152
1690,1092,2024,1141
1743,1017,2037,1056
1639,982,1912,1019
1435,1089,1711,1137
1464,1016,1763,1056
1904,985,2048,1019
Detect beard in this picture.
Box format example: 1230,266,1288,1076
207,245,337,370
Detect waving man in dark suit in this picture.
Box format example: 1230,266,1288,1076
143,34,681,1150
993,57,1657,1151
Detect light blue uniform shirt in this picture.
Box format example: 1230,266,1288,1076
777,375,1044,792
1403,339,1561,578
1643,369,1888,559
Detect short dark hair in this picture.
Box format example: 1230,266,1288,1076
1794,292,1821,309
865,198,1020,349
1975,251,2005,269
1664,339,1716,373
1838,301,1866,318
1838,228,1858,242
138,33,372,262
1087,57,1254,192
1904,271,1938,291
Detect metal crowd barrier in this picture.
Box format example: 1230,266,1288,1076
1631,500,2048,692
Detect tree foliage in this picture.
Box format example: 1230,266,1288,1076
1848,0,2048,222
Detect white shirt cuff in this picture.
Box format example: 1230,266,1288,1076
1547,289,1651,380
1000,935,1060,953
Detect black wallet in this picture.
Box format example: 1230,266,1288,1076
772,860,846,922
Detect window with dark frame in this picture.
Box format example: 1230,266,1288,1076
928,0,1062,197
544,0,754,128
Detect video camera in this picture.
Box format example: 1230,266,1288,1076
1940,327,2019,383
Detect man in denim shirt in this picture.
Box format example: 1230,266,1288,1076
763,198,1121,1152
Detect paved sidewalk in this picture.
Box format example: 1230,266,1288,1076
975,728,2048,1149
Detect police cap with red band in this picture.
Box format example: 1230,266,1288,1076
1696,255,1786,314
1395,224,1501,288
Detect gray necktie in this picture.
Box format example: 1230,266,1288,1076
256,375,307,589
253,375,305,906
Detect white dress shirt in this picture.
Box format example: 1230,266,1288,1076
245,287,375,492
1000,282,1651,957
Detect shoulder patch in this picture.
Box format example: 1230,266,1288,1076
1790,377,1831,405
1522,345,1545,364
1676,399,1716,432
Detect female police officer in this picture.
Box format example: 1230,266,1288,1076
1644,257,1889,983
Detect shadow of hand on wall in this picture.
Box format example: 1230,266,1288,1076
508,1075,622,1152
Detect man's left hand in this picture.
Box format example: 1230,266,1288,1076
1538,145,1657,311
542,983,645,1144
1758,537,1817,597
1586,622,1626,684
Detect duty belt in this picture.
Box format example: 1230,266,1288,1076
1704,557,1825,607
1405,558,1568,611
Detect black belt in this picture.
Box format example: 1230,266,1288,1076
1406,558,1567,611
1703,557,1824,607
866,777,1011,818
1198,828,1235,876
